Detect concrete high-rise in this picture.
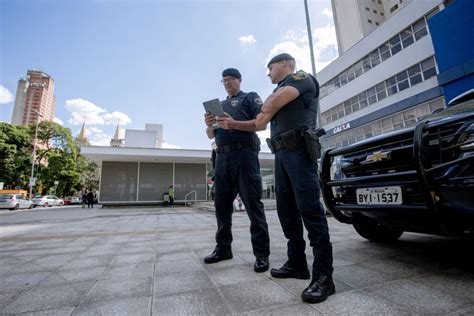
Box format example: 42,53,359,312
11,70,56,125
332,0,410,55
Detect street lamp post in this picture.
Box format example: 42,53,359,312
304,0,322,129
29,109,44,198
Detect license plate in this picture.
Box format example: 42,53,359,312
356,186,402,205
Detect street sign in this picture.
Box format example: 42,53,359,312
0,182,4,190
29,178,36,186
54,181,59,185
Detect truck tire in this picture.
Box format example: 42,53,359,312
353,221,403,242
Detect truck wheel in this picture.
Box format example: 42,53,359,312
353,222,403,242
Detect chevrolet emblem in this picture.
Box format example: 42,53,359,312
362,150,391,163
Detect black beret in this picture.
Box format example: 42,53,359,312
222,68,241,79
267,53,295,67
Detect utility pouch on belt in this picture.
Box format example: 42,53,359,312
303,128,326,162
266,138,275,153
280,129,300,150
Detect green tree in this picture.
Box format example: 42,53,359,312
32,121,80,196
0,123,32,188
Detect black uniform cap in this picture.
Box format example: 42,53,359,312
267,53,295,68
222,68,242,79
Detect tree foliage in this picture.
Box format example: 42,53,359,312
0,121,99,197
0,123,31,187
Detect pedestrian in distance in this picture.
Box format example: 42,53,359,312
203,67,270,273
87,189,94,208
81,189,87,208
168,185,174,206
256,53,335,304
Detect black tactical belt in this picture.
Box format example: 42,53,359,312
216,142,247,153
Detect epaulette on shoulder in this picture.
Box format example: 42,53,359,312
291,70,308,80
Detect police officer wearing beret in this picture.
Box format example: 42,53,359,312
204,68,270,273
256,54,335,303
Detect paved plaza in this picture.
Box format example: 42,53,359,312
0,205,473,315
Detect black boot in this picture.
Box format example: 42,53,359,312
254,257,269,272
270,261,310,279
301,274,335,304
204,250,233,264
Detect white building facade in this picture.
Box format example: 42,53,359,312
320,0,445,150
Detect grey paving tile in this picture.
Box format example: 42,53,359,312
72,296,151,316
206,264,268,286
409,270,474,302
154,270,214,297
16,306,75,315
219,279,296,313
0,271,51,294
39,267,107,286
243,303,322,316
155,250,195,262
332,264,395,289
112,253,154,266
31,254,79,269
81,277,152,304
101,262,153,280
363,280,470,314
60,256,113,271
154,258,203,275
152,287,230,315
2,281,93,314
450,306,474,316
314,289,410,315
0,292,22,310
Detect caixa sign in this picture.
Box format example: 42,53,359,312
333,122,351,134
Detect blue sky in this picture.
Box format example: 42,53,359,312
0,0,338,150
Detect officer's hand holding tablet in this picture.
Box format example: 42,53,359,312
203,98,225,128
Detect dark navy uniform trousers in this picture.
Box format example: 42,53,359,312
274,145,333,276
213,147,270,258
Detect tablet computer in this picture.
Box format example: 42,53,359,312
203,98,225,117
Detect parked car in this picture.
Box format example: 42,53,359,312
0,194,34,211
32,195,64,207
64,196,81,205
320,91,474,242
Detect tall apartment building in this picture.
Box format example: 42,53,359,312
332,0,410,54
319,0,447,149
11,70,56,125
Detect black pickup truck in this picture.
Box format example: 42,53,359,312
320,91,474,242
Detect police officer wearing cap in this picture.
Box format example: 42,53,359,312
203,68,270,273
256,54,335,304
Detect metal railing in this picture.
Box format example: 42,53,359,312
184,190,197,207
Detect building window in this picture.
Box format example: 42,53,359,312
370,49,381,67
413,18,428,40
385,76,398,96
366,7,370,11
390,4,399,13
375,22,380,26
389,34,402,55
421,56,436,79
320,13,431,100
379,43,391,61
368,19,373,24
376,82,387,101
408,64,422,86
396,70,409,91
401,26,414,48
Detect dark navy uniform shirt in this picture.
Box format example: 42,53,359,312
214,90,263,147
270,70,319,137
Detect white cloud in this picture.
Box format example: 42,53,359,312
88,127,103,133
267,24,338,73
162,142,181,149
89,131,112,146
53,117,64,125
239,34,256,46
322,8,333,18
65,98,131,126
0,85,14,104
